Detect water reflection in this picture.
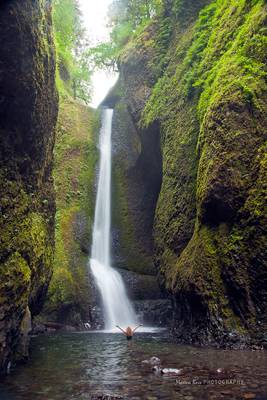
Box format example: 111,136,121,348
0,331,267,399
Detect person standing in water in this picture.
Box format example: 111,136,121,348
116,324,143,340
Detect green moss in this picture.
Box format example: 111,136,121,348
164,224,246,332
0,174,53,268
143,0,266,128
0,172,54,320
244,141,267,219
43,98,98,325
1,252,31,296
118,0,267,339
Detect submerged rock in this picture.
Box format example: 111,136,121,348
152,366,183,375
142,356,161,366
161,368,183,375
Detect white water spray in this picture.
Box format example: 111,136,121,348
90,109,137,330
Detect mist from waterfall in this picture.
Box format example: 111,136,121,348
90,108,137,330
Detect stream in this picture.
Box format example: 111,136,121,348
0,330,267,400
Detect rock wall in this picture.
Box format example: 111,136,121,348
109,0,267,345
42,99,98,328
110,93,162,275
0,0,58,372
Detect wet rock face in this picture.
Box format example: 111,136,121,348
134,299,173,326
110,89,162,275
117,268,165,301
0,0,58,373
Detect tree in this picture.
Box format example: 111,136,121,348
88,0,163,71
53,0,92,103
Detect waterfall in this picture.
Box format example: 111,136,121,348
90,108,137,330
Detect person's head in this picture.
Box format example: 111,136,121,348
126,326,133,336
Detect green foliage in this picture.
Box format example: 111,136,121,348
53,0,92,103
87,42,119,70
88,0,163,70
109,0,163,27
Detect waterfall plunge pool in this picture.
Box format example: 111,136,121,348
1,331,267,400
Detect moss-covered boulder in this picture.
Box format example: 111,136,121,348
0,0,58,372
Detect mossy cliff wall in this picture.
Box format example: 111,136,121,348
0,0,58,372
113,0,267,345
42,99,98,328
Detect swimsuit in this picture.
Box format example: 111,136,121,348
126,336,132,340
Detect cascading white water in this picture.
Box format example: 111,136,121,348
90,108,137,330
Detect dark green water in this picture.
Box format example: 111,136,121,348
0,331,267,400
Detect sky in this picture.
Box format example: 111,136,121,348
78,0,118,108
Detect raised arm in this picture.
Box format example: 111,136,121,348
116,325,127,335
133,324,143,332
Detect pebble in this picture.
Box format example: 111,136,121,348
243,394,256,399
